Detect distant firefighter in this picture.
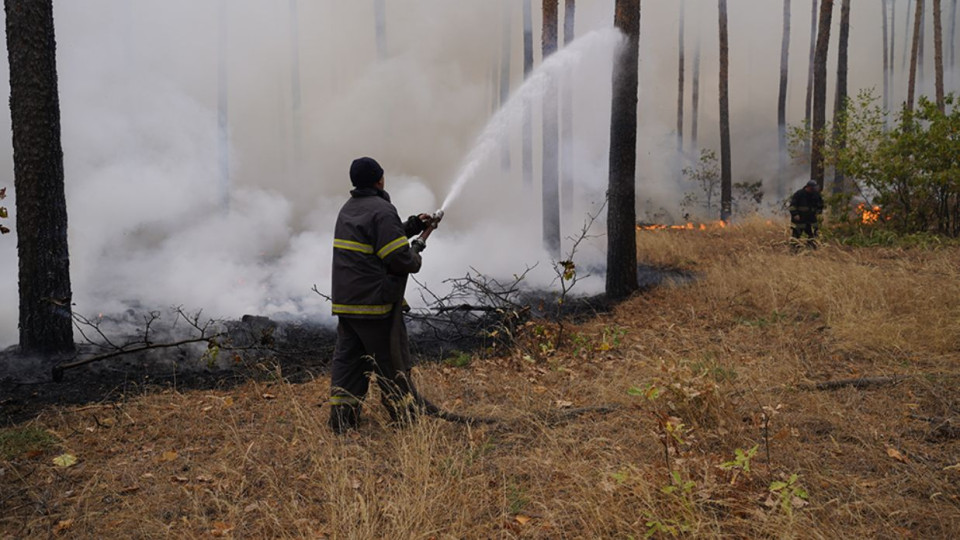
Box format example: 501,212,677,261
789,180,824,246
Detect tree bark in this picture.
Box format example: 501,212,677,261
677,0,685,155
561,0,575,219
778,0,791,197
933,0,945,112
903,0,914,72
500,0,513,169
883,0,890,112
606,0,640,300
832,0,850,195
891,0,896,108
810,0,834,188
718,0,732,221
542,0,560,258
5,0,75,355
522,0,534,188
919,0,926,82
908,0,924,113
691,33,700,151
218,0,230,208
951,0,957,85
804,0,817,158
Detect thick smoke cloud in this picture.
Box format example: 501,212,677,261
0,1,953,347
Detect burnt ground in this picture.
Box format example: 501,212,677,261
0,264,694,426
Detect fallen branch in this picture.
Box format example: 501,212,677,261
778,375,907,392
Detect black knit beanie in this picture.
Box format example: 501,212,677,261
349,157,384,188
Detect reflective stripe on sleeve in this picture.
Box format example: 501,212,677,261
332,303,393,316
377,236,409,259
333,238,374,254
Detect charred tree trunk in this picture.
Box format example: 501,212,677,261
908,0,924,113
561,0,575,219
883,0,891,112
832,0,850,195
289,0,303,169
218,0,230,208
606,0,640,300
677,0,686,155
500,0,513,169
810,0,834,188
522,0,534,188
804,0,817,158
542,0,560,258
5,0,75,355
719,0,732,221
778,0,791,198
951,0,957,85
691,33,701,151
919,0,927,82
933,0,944,112
904,0,914,72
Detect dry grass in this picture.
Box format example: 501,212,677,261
3,220,960,538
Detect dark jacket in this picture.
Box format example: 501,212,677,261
789,187,824,224
331,188,423,318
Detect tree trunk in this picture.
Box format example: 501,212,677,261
542,0,560,258
778,0,791,198
908,0,924,113
677,0,685,154
561,0,575,219
500,0,512,169
218,0,230,208
606,0,640,300
933,0,944,112
919,0,926,82
891,0,896,107
951,0,957,86
691,33,700,151
522,0,534,188
810,0,834,188
832,0,850,195
804,0,817,158
718,0,732,221
903,0,914,72
883,0,890,112
289,0,303,170
5,0,75,355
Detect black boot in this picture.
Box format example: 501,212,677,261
329,404,360,434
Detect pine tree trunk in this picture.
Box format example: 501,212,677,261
5,0,75,355
883,0,890,112
522,0,534,188
718,0,732,221
933,0,944,111
218,0,230,208
691,33,701,151
919,1,926,82
832,0,850,194
810,0,834,188
542,0,560,258
677,0,685,154
500,0,513,169
908,0,924,113
904,0,914,72
606,0,640,300
891,0,896,107
804,0,817,157
561,0,575,218
951,0,957,85
778,0,791,197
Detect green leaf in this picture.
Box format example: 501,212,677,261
769,481,788,491
0,206,7,218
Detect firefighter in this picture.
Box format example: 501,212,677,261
789,180,824,247
328,156,436,433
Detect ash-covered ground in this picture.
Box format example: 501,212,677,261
0,264,694,425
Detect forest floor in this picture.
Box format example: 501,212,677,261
2,218,959,539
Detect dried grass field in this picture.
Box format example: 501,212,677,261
2,219,959,538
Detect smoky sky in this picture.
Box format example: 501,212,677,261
0,1,955,347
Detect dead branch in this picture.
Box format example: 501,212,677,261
778,375,908,392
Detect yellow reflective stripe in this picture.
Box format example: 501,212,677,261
333,238,374,254
377,236,409,259
330,395,361,405
332,303,393,316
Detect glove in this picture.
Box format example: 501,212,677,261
404,215,427,236
410,238,426,253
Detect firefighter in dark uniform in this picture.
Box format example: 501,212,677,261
328,157,434,433
789,180,824,246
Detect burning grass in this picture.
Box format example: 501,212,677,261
3,219,960,538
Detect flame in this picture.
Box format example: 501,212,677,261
856,203,881,225
636,220,727,232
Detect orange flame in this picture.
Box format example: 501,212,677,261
856,203,881,225
636,220,727,232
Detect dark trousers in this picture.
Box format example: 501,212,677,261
329,314,417,431
791,222,818,246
